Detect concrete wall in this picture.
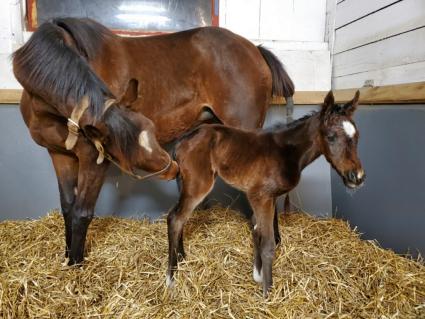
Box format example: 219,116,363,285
0,104,332,221
332,105,425,257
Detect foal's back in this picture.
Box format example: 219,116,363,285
175,124,289,194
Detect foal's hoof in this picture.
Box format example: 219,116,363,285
166,274,175,288
253,266,263,283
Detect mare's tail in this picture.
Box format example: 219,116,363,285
12,18,114,120
257,45,295,101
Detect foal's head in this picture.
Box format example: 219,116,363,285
319,90,365,189
83,79,178,180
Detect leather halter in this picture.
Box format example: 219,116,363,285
64,97,172,181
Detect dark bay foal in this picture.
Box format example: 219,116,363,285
166,90,365,296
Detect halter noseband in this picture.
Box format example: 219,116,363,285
93,139,173,181
64,97,173,181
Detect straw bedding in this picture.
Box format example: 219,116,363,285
0,207,424,318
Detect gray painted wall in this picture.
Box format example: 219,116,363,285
0,104,332,221
332,105,425,257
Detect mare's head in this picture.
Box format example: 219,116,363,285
82,79,178,180
319,90,365,189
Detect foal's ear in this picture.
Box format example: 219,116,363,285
343,90,360,116
120,79,139,107
321,90,335,117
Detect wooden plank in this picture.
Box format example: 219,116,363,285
333,81,425,104
2,82,425,105
333,27,425,77
334,0,425,53
0,89,22,104
333,61,425,89
335,0,396,29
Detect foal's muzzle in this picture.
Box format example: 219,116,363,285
344,169,365,188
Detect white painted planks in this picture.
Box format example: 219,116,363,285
272,49,331,91
219,0,331,90
259,0,327,42
220,0,261,39
333,61,425,89
220,0,327,42
333,27,425,77
332,0,425,88
335,0,397,29
334,0,425,53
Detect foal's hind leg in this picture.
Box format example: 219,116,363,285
248,193,276,297
166,169,215,287
273,205,281,246
49,151,79,259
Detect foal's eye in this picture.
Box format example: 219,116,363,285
327,134,337,142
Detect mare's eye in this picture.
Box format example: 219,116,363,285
327,134,336,142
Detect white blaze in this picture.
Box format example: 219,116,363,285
342,121,356,138
138,130,153,153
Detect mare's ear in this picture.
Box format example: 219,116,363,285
321,90,334,118
120,79,139,107
343,90,360,116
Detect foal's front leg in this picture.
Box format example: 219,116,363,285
248,194,276,297
167,173,214,287
68,150,109,265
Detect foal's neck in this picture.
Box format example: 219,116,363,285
272,113,323,170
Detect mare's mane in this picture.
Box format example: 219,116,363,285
13,18,115,122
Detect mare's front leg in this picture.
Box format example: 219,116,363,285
49,150,79,259
69,147,109,265
248,193,276,297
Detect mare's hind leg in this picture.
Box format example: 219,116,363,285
49,151,79,259
248,193,276,297
166,169,215,287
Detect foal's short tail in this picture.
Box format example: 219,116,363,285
257,45,295,99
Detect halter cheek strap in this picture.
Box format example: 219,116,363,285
65,97,116,151
65,96,91,150
65,97,173,181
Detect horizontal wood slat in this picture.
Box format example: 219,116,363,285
2,82,425,106
334,0,425,53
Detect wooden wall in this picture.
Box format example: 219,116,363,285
219,0,331,91
332,0,425,89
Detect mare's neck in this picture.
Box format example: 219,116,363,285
272,113,323,170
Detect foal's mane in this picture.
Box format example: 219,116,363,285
12,18,115,122
264,111,318,133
